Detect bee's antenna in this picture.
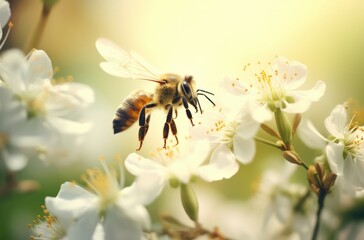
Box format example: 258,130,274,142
196,98,203,114
197,93,216,107
196,89,214,95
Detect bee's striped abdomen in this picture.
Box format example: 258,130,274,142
113,90,153,134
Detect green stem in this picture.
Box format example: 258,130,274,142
254,136,281,149
311,191,325,240
301,161,309,170
24,4,52,52
294,152,310,170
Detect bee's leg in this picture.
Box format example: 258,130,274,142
137,127,146,151
170,119,179,146
182,97,194,126
171,96,181,119
145,114,151,135
163,104,174,148
137,103,156,151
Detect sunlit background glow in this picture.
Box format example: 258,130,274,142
2,0,364,239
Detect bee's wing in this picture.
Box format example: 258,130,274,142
96,38,162,82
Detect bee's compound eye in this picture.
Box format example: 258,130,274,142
182,81,192,97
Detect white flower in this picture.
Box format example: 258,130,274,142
191,101,259,167
257,162,316,240
45,160,150,240
223,57,326,123
0,87,42,171
35,133,86,166
30,205,105,240
324,104,364,195
125,141,235,203
298,104,364,196
0,48,94,167
0,49,94,135
0,0,10,49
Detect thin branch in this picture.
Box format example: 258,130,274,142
24,4,52,52
311,191,326,240
254,136,281,149
0,171,17,198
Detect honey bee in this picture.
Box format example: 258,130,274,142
96,38,215,150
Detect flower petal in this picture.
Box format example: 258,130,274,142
343,156,364,189
221,76,249,96
282,98,311,113
66,208,99,240
0,0,10,28
284,81,326,113
169,160,192,184
276,57,308,90
250,102,272,123
51,82,95,108
324,104,347,138
0,49,27,92
290,80,326,100
45,182,97,220
103,205,145,240
46,116,92,135
92,224,105,240
28,50,53,85
184,140,210,167
125,153,166,176
233,134,255,164
122,172,166,205
325,142,344,175
236,111,260,139
198,143,239,181
297,118,327,150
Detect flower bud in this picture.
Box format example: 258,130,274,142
314,162,324,180
180,184,199,222
274,109,292,148
276,140,286,150
307,165,320,195
323,172,337,191
307,163,337,196
282,151,302,165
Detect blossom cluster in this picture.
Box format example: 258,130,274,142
31,37,360,240
0,0,94,171
30,36,364,239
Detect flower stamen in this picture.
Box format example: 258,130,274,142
82,158,121,210
0,22,12,50
29,205,66,240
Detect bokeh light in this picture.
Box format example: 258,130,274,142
1,0,364,239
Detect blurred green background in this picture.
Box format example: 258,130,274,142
1,0,364,239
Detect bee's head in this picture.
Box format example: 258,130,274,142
180,75,215,114
181,75,199,112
